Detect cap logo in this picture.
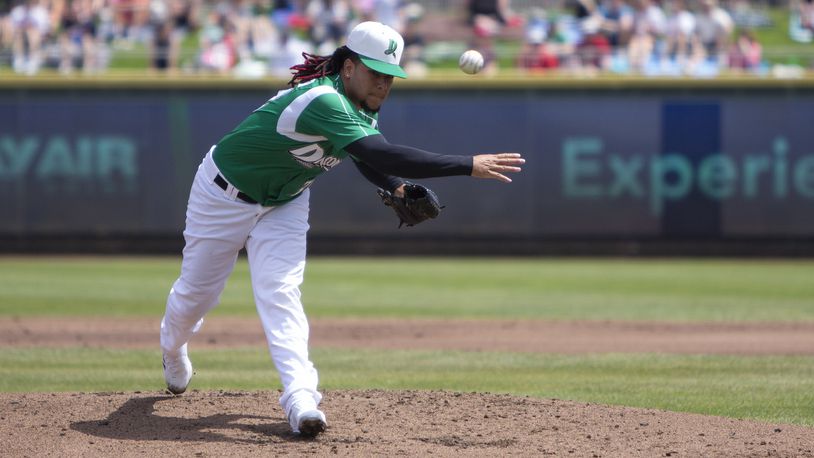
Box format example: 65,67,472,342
384,39,398,56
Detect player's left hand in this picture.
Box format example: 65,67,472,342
472,153,525,183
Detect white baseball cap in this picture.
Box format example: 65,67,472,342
346,21,407,79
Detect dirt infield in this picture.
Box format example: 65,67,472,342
2,316,814,456
4,316,814,354
3,390,814,457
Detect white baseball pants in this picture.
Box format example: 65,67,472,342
160,148,321,416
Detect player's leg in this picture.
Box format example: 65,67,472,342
160,152,257,393
245,189,325,436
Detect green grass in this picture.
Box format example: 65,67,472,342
321,349,814,426
750,8,814,65
2,256,812,426
107,42,150,70
1,347,812,426
0,256,812,321
108,32,200,70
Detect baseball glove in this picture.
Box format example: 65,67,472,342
377,183,443,228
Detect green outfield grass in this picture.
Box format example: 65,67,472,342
1,256,813,427
1,347,813,426
0,256,812,321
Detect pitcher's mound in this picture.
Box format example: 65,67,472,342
2,390,813,456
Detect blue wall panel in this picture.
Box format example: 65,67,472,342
1,86,812,240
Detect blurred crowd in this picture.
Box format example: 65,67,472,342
0,0,809,77
0,0,195,74
0,0,428,76
504,0,784,76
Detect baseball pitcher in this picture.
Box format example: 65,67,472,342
160,21,524,438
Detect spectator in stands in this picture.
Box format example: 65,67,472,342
360,0,406,31
789,0,812,43
149,17,175,71
265,15,311,77
348,0,371,23
237,1,263,67
170,0,197,36
467,0,521,75
729,0,771,29
271,0,293,21
599,0,633,49
626,0,665,71
248,0,280,61
471,0,523,37
10,0,51,74
143,0,178,72
575,14,610,71
564,0,606,69
93,1,118,46
400,3,427,77
167,0,199,68
663,0,696,70
111,0,150,45
803,0,814,31
305,0,351,55
46,0,65,37
693,0,733,66
516,8,559,72
198,8,237,74
1,2,15,59
571,0,596,21
728,28,761,70
59,0,102,74
468,0,499,76
549,14,577,66
469,0,511,25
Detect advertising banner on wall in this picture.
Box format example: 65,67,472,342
1,88,812,239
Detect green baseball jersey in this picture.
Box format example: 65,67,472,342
213,75,381,206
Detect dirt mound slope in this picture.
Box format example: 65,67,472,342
2,390,813,457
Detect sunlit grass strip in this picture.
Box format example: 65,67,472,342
1,257,813,322
1,347,812,426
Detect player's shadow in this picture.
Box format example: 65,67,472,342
71,395,297,444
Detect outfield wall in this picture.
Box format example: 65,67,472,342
1,76,813,255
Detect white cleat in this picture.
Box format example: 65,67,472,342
289,408,327,438
162,350,193,395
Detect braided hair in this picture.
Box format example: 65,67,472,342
288,46,358,87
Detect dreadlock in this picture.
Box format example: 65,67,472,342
288,46,357,87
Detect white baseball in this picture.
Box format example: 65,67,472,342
458,49,485,75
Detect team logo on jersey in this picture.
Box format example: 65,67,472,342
289,144,342,170
384,39,397,56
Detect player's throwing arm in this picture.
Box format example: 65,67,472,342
471,153,525,183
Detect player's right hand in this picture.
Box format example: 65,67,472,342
471,153,524,183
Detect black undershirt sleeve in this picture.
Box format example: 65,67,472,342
352,157,404,192
345,134,473,179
